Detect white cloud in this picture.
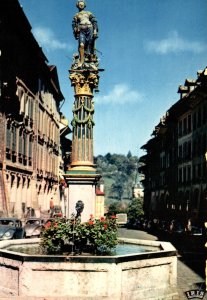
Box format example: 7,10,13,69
32,26,72,51
95,83,144,105
145,31,207,54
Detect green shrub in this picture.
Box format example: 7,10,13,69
40,215,118,255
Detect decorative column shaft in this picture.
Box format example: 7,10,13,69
69,70,99,172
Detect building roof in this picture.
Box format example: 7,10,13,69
1,0,48,64
96,189,105,196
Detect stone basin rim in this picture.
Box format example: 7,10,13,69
0,237,177,263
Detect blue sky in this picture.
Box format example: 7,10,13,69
19,0,207,157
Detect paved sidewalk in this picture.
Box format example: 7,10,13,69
177,258,206,299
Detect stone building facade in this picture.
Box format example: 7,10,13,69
0,0,70,218
139,67,207,226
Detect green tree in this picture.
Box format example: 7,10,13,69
94,152,140,202
107,202,119,215
127,198,144,223
127,151,132,158
110,182,124,200
110,172,127,200
107,201,129,215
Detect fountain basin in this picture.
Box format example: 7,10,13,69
0,238,178,299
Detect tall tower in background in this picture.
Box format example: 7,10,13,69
65,0,104,221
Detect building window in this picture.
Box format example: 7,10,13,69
187,141,191,159
6,123,11,159
12,126,17,153
197,164,201,179
20,93,25,114
183,166,186,182
187,165,191,181
25,95,29,117
198,134,202,156
23,132,27,166
6,124,11,149
178,120,182,136
203,105,206,125
193,113,197,130
28,97,34,120
188,114,192,132
202,133,206,154
193,138,198,157
183,142,187,159
197,108,201,127
193,165,196,180
178,145,182,159
178,168,182,183
18,129,23,163
183,117,187,135
203,162,206,178
28,135,33,166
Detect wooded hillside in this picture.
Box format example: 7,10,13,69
94,151,139,204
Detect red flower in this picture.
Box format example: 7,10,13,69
111,215,117,219
90,214,94,219
88,220,94,225
104,224,108,230
100,217,105,222
44,221,51,229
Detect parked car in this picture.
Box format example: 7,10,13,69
0,218,24,240
190,226,203,236
173,222,185,234
24,218,45,238
116,213,127,227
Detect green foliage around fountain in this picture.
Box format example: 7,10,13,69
40,215,118,255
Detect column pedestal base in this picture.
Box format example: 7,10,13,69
64,170,101,222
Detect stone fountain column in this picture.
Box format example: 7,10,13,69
64,66,102,222
64,0,104,222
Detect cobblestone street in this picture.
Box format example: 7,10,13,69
118,228,206,300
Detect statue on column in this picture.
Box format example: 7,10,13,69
72,0,98,69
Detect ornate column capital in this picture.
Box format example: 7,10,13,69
69,70,99,96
